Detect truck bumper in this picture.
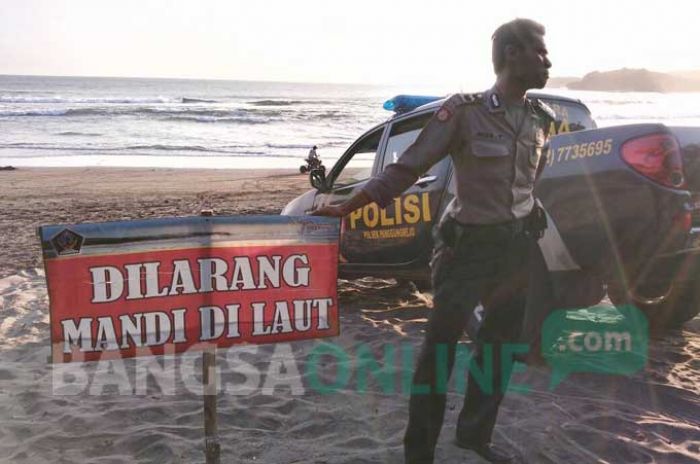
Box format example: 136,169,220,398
641,227,700,285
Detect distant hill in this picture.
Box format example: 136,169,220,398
547,68,700,92
545,76,580,88
671,70,700,81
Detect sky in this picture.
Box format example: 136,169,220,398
1,0,699,89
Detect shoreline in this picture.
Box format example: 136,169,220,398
0,154,335,171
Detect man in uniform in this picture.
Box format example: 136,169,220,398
314,18,554,463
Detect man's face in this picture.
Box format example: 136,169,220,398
512,33,551,89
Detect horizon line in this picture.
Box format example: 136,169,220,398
0,72,397,88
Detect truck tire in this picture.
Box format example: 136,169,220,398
608,281,700,330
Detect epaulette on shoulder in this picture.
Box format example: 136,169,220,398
531,98,556,122
456,92,484,105
436,93,484,122
442,93,483,109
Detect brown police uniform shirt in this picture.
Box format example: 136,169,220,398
361,86,554,225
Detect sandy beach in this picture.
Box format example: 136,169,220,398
1,167,699,463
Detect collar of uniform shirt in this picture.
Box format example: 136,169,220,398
509,100,529,137
487,85,530,135
486,85,528,113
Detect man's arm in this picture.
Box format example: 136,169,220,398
533,98,556,181
536,141,549,180
313,94,464,217
311,189,372,217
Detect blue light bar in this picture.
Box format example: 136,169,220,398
383,95,442,114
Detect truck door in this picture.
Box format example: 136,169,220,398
312,125,386,263
342,111,451,264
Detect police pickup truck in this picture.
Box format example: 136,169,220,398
281,93,700,329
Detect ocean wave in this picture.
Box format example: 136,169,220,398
0,102,348,122
0,108,108,117
0,95,181,104
0,145,295,158
0,107,279,122
182,97,217,103
56,131,103,137
0,142,261,154
147,108,249,117
261,142,349,149
297,111,350,121
0,109,70,117
125,144,213,152
165,115,271,124
264,143,316,149
1,142,55,147
0,143,120,151
248,99,304,106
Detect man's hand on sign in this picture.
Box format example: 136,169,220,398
312,204,347,217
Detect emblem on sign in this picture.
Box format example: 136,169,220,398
51,229,84,256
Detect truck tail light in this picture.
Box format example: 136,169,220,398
621,133,686,189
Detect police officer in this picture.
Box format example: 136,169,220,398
314,18,554,464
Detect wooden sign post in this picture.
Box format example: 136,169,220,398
200,209,220,464
203,346,220,464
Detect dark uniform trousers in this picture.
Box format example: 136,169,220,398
404,215,548,463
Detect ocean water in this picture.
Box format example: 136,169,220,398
2,75,700,170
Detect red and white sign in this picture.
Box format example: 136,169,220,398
39,216,340,363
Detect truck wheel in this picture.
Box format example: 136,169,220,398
608,281,700,330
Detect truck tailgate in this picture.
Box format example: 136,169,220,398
536,124,690,279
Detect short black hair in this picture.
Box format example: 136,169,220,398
491,18,545,73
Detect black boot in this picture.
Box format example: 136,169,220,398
455,440,515,463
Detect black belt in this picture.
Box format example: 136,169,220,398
439,206,547,248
